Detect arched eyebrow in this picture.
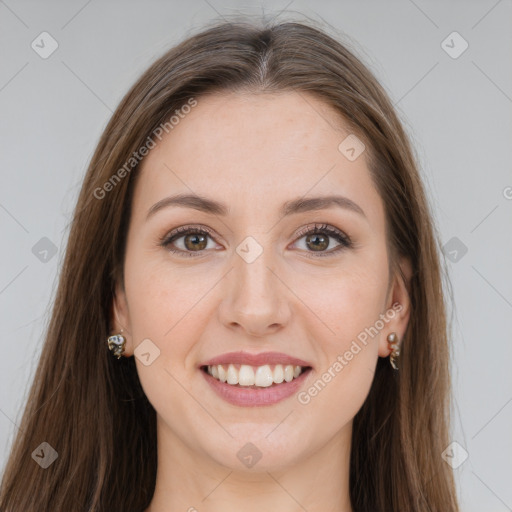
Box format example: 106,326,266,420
146,193,366,221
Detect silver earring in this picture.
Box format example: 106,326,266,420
107,329,126,359
387,332,400,370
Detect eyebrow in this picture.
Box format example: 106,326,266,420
146,193,366,220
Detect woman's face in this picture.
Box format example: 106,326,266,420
113,91,410,472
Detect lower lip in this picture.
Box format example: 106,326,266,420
200,367,313,407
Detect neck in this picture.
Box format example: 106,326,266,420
145,417,354,512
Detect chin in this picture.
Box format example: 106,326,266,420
201,431,308,473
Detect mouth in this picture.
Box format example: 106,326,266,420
200,363,313,388
198,351,314,406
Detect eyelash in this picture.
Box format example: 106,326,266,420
159,223,353,258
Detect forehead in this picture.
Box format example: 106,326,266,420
133,91,383,226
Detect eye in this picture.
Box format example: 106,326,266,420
160,223,353,258
292,223,352,257
160,226,218,257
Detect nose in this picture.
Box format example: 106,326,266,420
217,243,291,338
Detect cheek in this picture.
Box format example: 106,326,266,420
299,258,389,407
123,254,222,411
123,258,211,419
304,262,389,339
296,270,385,427
124,247,208,339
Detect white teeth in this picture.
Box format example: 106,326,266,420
217,365,227,382
254,365,273,387
284,365,294,382
238,365,255,386
206,363,306,387
227,363,238,385
273,364,284,384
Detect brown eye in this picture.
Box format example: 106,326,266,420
161,227,216,257
293,223,352,257
183,233,208,251
305,233,329,251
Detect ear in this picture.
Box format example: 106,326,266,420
111,281,133,357
378,256,412,358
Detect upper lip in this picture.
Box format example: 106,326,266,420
200,351,313,368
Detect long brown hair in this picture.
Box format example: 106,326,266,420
0,16,459,511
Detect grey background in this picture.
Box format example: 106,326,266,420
1,0,511,510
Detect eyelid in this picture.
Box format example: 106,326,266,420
293,223,349,242
163,224,215,239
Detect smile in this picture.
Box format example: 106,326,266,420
200,364,313,407
203,363,308,387
198,350,314,406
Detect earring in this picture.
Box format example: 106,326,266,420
387,332,400,370
107,329,126,359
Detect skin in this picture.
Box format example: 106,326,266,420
112,90,411,512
